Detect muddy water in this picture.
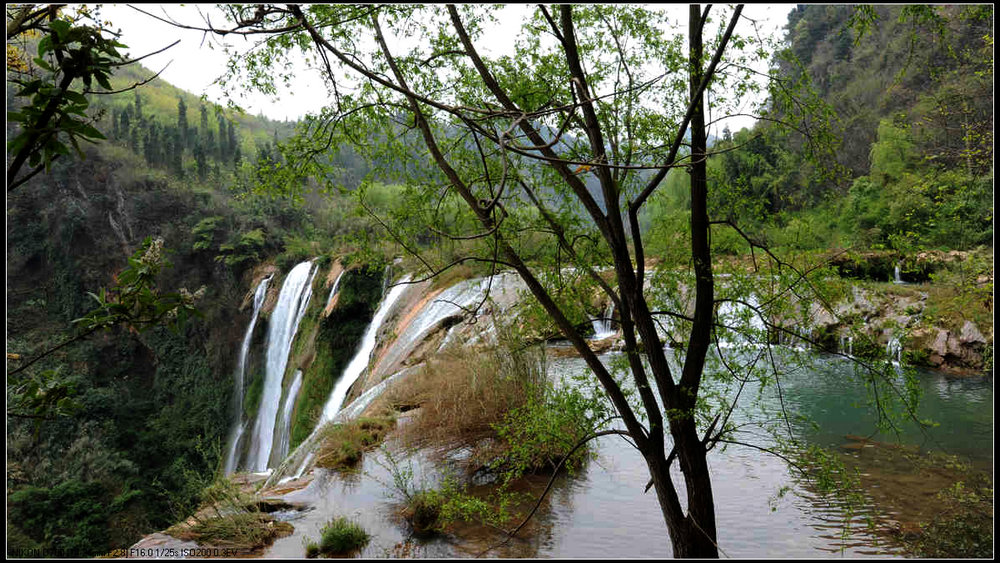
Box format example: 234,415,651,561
264,350,992,558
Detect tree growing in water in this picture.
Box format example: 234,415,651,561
186,4,920,557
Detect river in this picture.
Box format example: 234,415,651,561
264,347,992,558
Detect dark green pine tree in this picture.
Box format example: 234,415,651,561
164,127,176,175
134,90,143,122
143,122,156,165
227,121,239,167
119,106,131,144
194,140,208,181
171,128,184,177
216,113,228,161
199,105,214,161
129,126,140,154
177,97,189,150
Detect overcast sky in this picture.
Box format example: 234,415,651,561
98,4,794,132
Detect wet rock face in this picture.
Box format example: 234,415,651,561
911,325,988,374
796,283,990,375
960,321,987,346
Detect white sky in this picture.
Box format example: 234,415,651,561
97,4,794,131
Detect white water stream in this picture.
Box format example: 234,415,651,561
273,369,304,463
247,260,318,472
319,274,413,425
223,275,271,475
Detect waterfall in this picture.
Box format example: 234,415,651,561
272,369,304,463
247,260,318,472
840,334,854,357
319,274,413,425
716,296,767,348
279,366,417,485
325,269,345,311
893,263,906,284
886,336,903,365
224,275,271,475
591,302,616,339
374,276,488,378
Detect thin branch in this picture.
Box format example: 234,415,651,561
83,61,172,95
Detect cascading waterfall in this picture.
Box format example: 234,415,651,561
374,276,488,377
840,333,854,356
224,275,271,475
267,272,524,486
716,296,767,348
591,302,616,339
247,260,318,472
886,336,903,364
319,274,412,425
325,270,345,311
893,263,904,284
272,369,304,463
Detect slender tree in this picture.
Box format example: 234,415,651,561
177,96,189,149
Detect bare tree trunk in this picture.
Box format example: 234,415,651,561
656,5,720,558
646,420,719,557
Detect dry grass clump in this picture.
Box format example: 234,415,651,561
315,415,397,470
164,477,294,551
386,339,547,454
168,512,293,550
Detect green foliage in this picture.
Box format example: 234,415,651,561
844,170,992,251
191,216,225,252
75,237,204,333
217,229,268,268
375,451,514,536
6,368,81,425
7,479,117,557
869,118,917,184
492,383,603,479
908,476,994,558
315,416,396,471
707,4,995,254
7,8,123,187
305,517,371,557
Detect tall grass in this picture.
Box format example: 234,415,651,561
305,517,371,557
165,476,293,550
386,333,547,455
315,416,396,471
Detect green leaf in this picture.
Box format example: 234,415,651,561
15,81,42,98
63,91,89,105
48,19,71,39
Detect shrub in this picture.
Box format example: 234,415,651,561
315,416,396,471
404,490,445,536
176,512,293,550
910,476,993,558
491,382,599,477
305,517,370,557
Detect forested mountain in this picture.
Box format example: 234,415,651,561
5,4,992,558
688,4,992,253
